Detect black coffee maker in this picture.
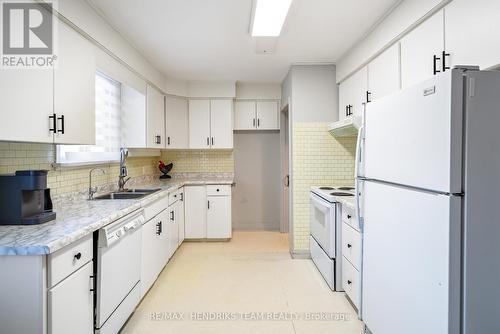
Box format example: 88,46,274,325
0,170,56,225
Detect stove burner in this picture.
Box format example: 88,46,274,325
330,192,354,197
338,187,355,191
319,187,335,190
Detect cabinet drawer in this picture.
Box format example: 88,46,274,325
48,234,93,288
342,256,361,310
144,196,169,221
206,185,231,196
342,205,358,231
168,189,180,206
342,222,362,270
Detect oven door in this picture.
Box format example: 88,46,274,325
309,192,336,258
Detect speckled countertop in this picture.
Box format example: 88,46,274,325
0,177,233,256
336,196,355,210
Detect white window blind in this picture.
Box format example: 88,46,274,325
57,71,122,164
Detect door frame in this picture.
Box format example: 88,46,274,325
280,98,293,251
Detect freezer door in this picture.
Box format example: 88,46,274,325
361,181,461,334
364,70,463,193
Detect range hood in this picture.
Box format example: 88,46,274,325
328,116,361,137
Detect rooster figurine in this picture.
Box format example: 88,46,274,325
158,160,173,179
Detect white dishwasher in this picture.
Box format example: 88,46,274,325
95,210,144,334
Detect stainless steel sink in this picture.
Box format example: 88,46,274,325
125,188,161,194
93,188,160,200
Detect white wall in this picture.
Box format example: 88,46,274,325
236,83,281,100
289,65,338,123
337,0,450,82
232,132,281,231
188,81,236,98
57,0,166,90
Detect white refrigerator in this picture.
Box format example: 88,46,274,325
356,67,500,334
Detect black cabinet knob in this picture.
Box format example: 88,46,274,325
216,189,219,192
347,244,352,248
347,215,351,219
74,252,82,260
347,280,352,285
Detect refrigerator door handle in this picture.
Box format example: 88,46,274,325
355,179,364,232
354,125,364,178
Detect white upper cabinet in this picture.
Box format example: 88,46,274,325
189,99,211,149
146,85,165,148
189,99,233,149
256,101,279,130
54,21,96,145
400,10,445,89
234,100,279,130
0,63,54,143
210,99,233,149
121,85,147,148
338,66,368,121
445,0,500,70
234,101,256,130
165,96,189,149
368,43,401,101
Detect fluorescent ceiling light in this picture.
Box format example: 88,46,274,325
251,0,293,37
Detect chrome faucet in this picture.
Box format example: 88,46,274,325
118,148,131,191
88,168,106,200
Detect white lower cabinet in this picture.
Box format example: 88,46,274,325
184,186,208,238
341,204,362,313
207,194,232,239
48,261,94,334
140,208,168,297
167,203,179,258
177,189,185,244
185,185,232,239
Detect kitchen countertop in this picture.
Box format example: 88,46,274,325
0,177,233,256
335,196,355,210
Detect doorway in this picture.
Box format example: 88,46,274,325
280,101,292,246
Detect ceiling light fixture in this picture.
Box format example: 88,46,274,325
251,0,293,37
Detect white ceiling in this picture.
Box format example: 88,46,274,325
88,0,400,83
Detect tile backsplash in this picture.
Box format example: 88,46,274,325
0,142,158,196
0,143,235,196
291,122,357,253
161,150,234,174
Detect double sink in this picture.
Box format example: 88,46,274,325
93,188,161,200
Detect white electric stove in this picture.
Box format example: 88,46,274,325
309,185,355,291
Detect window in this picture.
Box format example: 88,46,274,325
57,71,122,164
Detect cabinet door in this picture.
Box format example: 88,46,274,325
445,0,500,70
400,10,444,89
140,218,162,297
0,2,53,143
121,85,147,148
166,96,189,148
256,101,279,130
234,101,256,130
184,186,207,238
339,67,368,120
48,261,93,334
188,100,211,149
210,100,233,149
207,196,232,239
146,85,165,148
368,43,401,101
167,205,179,258
177,191,185,244
54,22,95,145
